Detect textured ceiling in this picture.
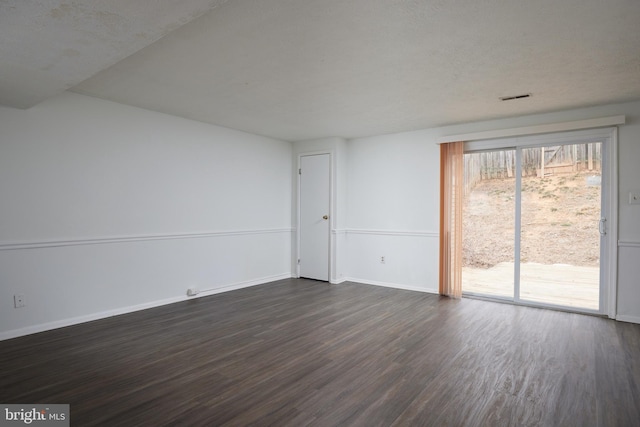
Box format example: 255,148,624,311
4,0,640,141
0,0,228,108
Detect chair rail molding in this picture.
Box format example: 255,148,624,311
0,228,294,251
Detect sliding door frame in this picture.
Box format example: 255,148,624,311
464,127,618,318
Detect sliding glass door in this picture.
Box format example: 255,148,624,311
462,138,607,313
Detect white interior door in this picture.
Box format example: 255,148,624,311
299,154,330,281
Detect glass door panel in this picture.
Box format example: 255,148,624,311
462,149,516,299
519,143,601,310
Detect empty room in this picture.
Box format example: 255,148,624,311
1,1,640,425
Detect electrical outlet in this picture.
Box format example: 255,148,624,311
380,256,385,264
14,294,26,308
629,191,640,205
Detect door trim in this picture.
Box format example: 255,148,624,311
296,151,334,281
604,128,618,319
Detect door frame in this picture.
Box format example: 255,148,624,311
296,150,334,281
464,127,618,318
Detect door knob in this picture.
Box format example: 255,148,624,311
322,215,329,220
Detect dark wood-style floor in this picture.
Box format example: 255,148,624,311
1,279,639,426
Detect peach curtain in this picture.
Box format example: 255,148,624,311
439,141,464,298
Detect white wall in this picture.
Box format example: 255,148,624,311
345,101,640,323
0,92,293,339
345,131,440,292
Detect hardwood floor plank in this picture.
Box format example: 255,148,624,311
1,278,639,426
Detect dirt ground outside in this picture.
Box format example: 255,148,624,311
463,172,601,269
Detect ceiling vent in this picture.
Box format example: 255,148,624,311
500,93,531,101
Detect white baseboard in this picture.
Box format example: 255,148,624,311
0,273,291,341
616,314,640,324
344,277,438,294
0,295,188,342
195,273,292,297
